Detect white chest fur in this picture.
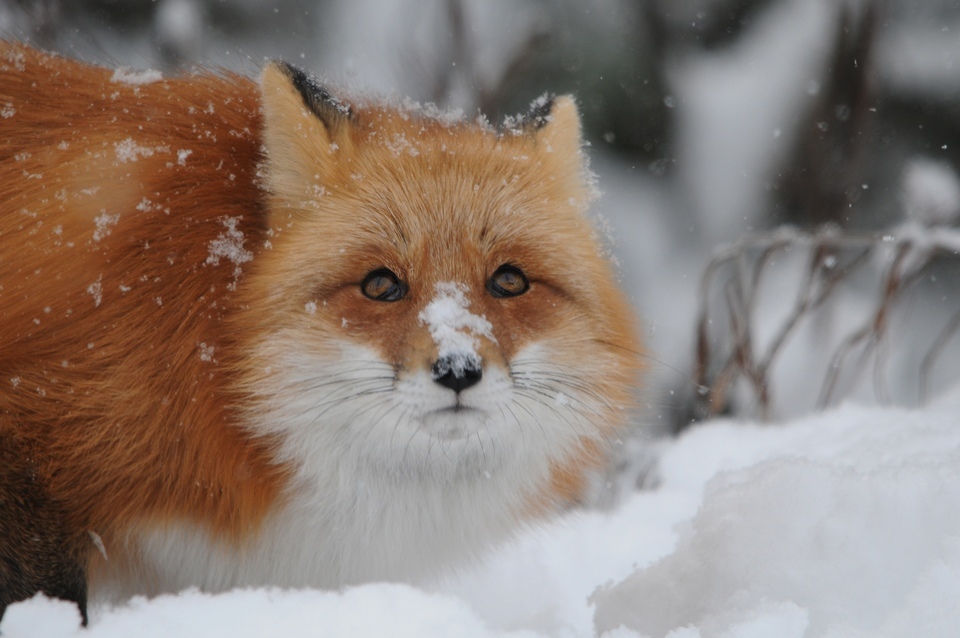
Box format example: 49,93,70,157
135,460,536,593
125,341,591,595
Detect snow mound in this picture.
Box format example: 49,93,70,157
5,401,960,637
594,403,960,637
2,585,535,638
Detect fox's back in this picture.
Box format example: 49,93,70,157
0,42,263,357
0,43,286,549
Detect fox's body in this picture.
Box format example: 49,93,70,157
0,43,641,619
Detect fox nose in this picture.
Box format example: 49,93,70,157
432,355,482,393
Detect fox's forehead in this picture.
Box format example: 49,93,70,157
348,115,544,192
326,114,580,246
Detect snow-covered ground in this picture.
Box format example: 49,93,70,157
6,392,960,637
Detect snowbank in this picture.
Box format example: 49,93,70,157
1,585,535,638
5,399,960,637
594,402,960,637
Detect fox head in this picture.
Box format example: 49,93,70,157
239,62,641,507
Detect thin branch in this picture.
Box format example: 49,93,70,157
920,308,960,402
697,223,960,421
817,241,911,408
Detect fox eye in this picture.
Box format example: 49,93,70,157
487,264,529,298
361,268,406,302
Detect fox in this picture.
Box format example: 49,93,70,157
0,42,642,622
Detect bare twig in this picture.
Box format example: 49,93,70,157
695,223,960,421
920,308,960,402
817,241,912,407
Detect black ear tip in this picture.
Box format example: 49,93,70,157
275,60,353,123
524,93,556,130
501,93,557,135
273,61,310,94
275,59,299,77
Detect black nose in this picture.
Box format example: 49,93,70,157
432,356,482,393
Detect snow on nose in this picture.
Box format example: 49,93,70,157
418,282,495,380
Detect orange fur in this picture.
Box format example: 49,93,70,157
0,43,289,545
1,42,642,606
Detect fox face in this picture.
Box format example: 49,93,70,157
240,64,641,493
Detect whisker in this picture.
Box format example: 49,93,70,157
512,372,619,417
507,395,550,447
512,379,608,417
497,403,523,446
592,339,712,398
401,411,423,468
258,375,396,429
357,397,403,454
289,373,395,395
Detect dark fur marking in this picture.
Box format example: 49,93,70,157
522,94,556,131
277,61,353,134
500,93,557,136
0,430,89,626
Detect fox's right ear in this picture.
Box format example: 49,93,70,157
259,62,353,209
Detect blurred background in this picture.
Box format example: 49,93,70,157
3,0,960,490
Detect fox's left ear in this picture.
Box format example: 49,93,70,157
523,95,581,156
524,95,585,174
259,61,353,212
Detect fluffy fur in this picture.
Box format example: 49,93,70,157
0,42,642,616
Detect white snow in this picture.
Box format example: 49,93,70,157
1,586,529,638
114,138,156,163
110,67,164,86
197,342,215,363
401,97,466,127
382,132,420,157
92,213,120,242
6,397,960,637
594,399,960,637
205,217,253,289
205,217,253,269
502,93,553,135
86,278,103,307
418,281,494,376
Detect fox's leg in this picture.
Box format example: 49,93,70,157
0,430,89,625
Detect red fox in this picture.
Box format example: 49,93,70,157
0,42,642,622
